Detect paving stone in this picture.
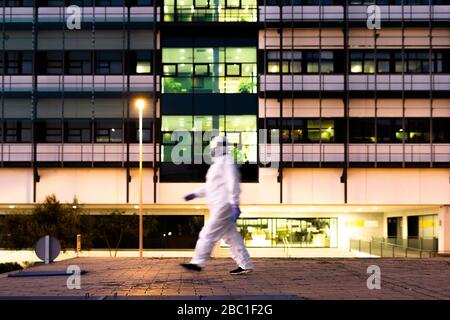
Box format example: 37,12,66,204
0,257,449,299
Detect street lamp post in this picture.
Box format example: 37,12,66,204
136,98,145,258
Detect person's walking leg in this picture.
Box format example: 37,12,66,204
190,217,228,267
222,222,254,270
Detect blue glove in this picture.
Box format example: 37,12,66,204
184,193,196,201
229,205,241,222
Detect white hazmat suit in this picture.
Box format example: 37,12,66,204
186,136,253,271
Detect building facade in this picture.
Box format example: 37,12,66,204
1,0,450,256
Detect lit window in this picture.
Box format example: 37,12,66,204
226,63,241,76
351,62,363,73
226,0,241,8
163,64,177,76
136,62,151,74
268,61,279,73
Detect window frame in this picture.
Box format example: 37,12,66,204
225,63,242,77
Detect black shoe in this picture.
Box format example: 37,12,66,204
180,263,202,272
229,267,253,275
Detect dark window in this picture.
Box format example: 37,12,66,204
2,120,32,143
404,118,430,143
395,52,443,74
43,120,63,143
1,52,32,75
0,1,34,6
36,1,153,6
282,0,337,4
126,119,152,143
95,0,125,5
349,118,375,143
67,51,92,75
281,119,305,143
44,52,64,75
65,120,91,143
377,119,404,143
95,120,123,143
96,51,123,75
432,118,450,143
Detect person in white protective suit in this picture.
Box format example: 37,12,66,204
180,135,254,275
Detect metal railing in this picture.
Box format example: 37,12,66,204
259,4,450,22
0,143,158,163
349,143,450,163
259,74,450,91
350,237,436,258
0,75,159,93
381,236,439,252
0,7,156,24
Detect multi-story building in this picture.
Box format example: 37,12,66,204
1,0,449,256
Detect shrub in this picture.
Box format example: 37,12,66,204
0,262,23,274
1,195,92,251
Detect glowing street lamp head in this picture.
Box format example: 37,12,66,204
136,98,146,110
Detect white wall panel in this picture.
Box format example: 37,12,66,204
283,168,344,204
36,168,127,204
348,168,450,205
0,169,33,204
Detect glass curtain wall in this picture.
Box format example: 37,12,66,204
162,47,257,94
220,217,338,248
161,115,257,164
163,0,257,22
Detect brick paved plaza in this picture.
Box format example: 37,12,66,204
0,257,449,300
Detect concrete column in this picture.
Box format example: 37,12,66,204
402,215,408,239
438,206,450,254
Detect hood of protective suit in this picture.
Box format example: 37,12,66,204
209,136,228,161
